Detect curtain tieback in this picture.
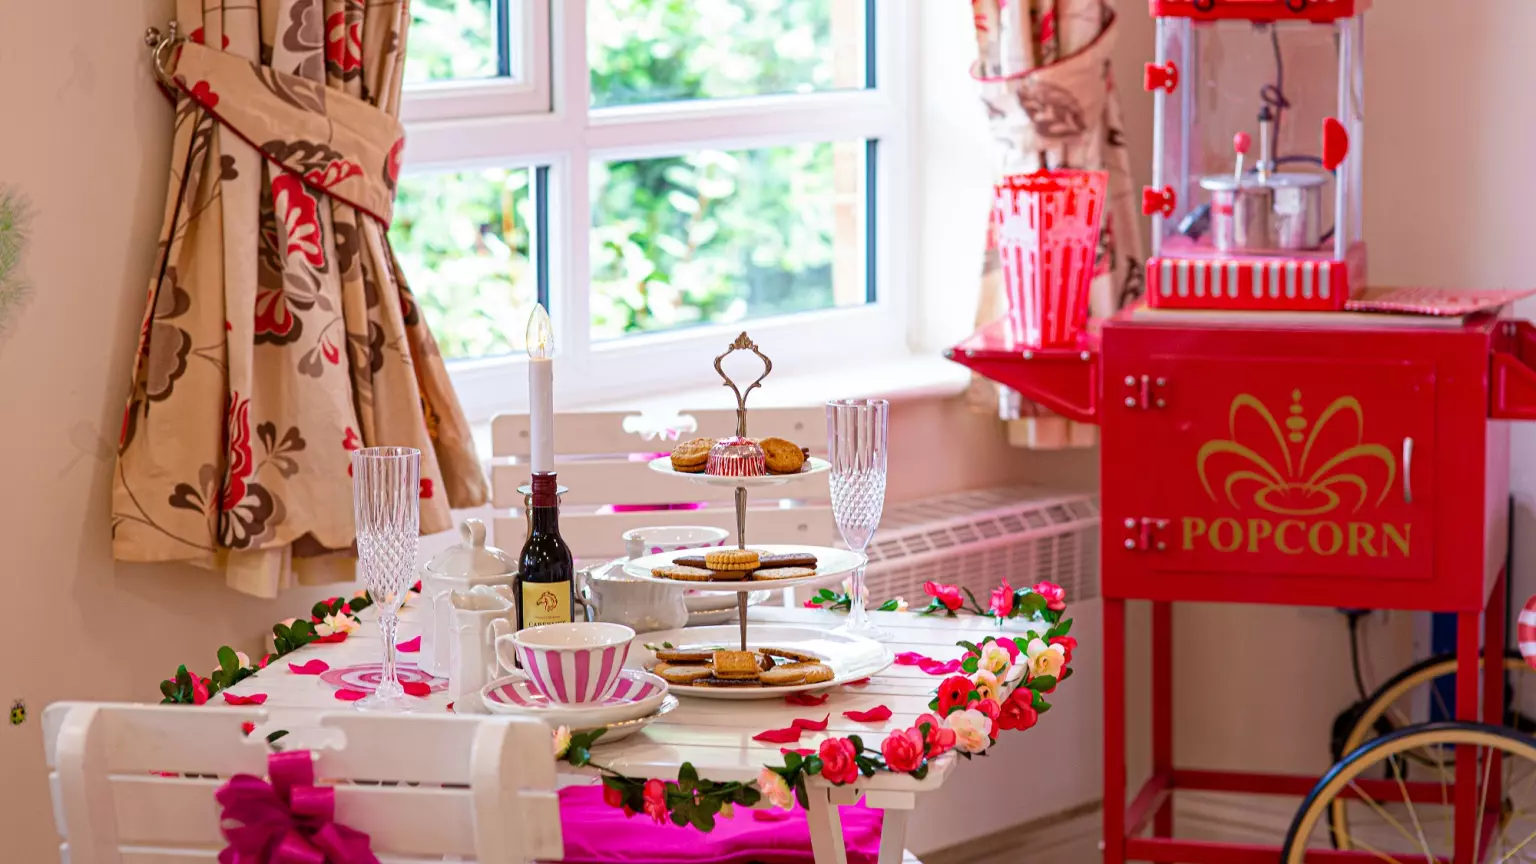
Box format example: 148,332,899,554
167,42,405,227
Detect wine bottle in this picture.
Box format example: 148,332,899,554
517,472,574,630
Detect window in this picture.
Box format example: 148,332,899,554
392,1,912,419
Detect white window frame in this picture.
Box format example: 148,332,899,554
399,0,917,422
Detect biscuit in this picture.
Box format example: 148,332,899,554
758,552,818,569
708,569,751,582
691,677,761,687
779,662,835,684
652,565,715,582
654,662,714,685
752,566,815,581
673,554,709,569
712,650,762,680
670,437,713,469
762,647,823,664
760,437,807,474
760,665,811,686
671,461,706,474
705,549,761,571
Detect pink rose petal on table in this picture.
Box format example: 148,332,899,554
843,705,893,723
222,693,267,706
397,636,421,653
845,678,871,687
334,689,367,702
785,692,829,707
894,652,925,666
780,748,815,757
753,726,805,744
918,658,962,675
446,702,455,713
795,714,830,732
288,659,330,675
403,681,431,697
313,632,348,644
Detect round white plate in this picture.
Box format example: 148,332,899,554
622,545,865,593
632,625,893,701
647,455,830,487
583,695,678,746
480,669,668,727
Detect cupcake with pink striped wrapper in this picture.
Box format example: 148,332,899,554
496,622,635,704
705,436,766,477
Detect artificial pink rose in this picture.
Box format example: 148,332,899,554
988,581,1014,618
937,675,975,716
973,698,1002,737
191,676,210,706
998,637,1021,662
922,581,963,612
642,779,668,824
881,728,925,774
1050,635,1077,664
1032,581,1067,611
818,737,859,786
915,712,957,757
997,690,1039,732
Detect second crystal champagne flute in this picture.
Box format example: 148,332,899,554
827,398,889,639
351,446,421,712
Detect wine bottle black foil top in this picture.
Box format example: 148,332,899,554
530,471,558,507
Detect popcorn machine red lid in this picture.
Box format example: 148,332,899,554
1143,0,1367,310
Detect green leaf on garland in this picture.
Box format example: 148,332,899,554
690,807,716,832
678,762,699,792
877,599,899,612
311,602,330,622
794,776,810,810
266,730,289,744
1060,667,1074,682
1030,689,1048,710
927,697,940,712
960,586,983,613
1046,618,1073,639
670,810,689,828
1038,700,1052,714
217,646,239,677
291,620,315,639
1013,637,1031,654
848,734,863,753
803,755,823,776
737,785,762,807
957,640,980,656
912,762,930,780
1027,675,1057,692
159,680,175,700
784,751,802,771
961,657,979,674
1015,592,1047,617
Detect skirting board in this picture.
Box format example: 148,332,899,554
919,793,1297,864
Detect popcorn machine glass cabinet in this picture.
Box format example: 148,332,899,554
1150,14,1365,295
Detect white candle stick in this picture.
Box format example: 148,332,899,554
526,304,555,474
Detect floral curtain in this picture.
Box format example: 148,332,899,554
114,0,488,597
966,0,1144,439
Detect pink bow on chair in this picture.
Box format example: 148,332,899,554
216,750,379,864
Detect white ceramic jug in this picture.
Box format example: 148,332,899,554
421,519,517,678
583,566,689,633
448,585,516,712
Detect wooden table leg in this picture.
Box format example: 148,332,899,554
877,808,910,864
806,786,849,864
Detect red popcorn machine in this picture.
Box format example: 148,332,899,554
1142,0,1366,311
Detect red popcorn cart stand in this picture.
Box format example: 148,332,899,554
949,1,1536,860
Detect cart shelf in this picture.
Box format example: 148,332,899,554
944,319,1100,425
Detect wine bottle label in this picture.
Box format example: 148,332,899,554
521,580,572,628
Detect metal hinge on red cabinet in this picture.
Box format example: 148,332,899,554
1120,374,1168,410
1122,517,1171,552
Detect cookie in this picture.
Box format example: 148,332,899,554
779,662,835,684
654,647,713,663
705,549,760,572
712,650,762,680
752,566,816,581
673,554,709,569
758,552,818,569
654,662,714,685
652,565,715,582
760,437,807,475
762,647,823,664
760,665,811,686
708,570,751,582
692,677,762,687
670,437,713,471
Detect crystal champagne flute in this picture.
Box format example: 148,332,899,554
351,446,421,712
827,399,889,639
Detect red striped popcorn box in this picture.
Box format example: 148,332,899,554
993,169,1108,348
499,622,636,704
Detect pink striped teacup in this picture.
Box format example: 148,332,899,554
496,622,636,705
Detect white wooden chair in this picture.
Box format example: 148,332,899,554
43,702,562,864
489,409,837,562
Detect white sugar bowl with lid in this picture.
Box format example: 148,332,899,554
421,518,517,677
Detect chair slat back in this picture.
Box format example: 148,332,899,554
44,703,561,864
490,408,836,560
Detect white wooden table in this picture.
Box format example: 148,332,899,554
224,605,1049,864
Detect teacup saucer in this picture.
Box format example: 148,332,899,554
481,668,668,727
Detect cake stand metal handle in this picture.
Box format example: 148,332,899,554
714,332,773,438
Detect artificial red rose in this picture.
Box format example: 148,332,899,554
937,675,975,716
642,779,668,824
988,580,1014,618
881,728,925,774
818,737,860,786
974,697,1001,728
603,784,625,809
998,690,1039,732
923,581,963,612
191,675,210,706
914,712,956,757
1050,635,1077,664
241,722,256,736
1032,581,1067,611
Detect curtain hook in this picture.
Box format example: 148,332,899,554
143,23,184,88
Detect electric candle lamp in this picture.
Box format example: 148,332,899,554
526,304,555,475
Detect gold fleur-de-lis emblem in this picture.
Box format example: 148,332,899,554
1196,391,1397,516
